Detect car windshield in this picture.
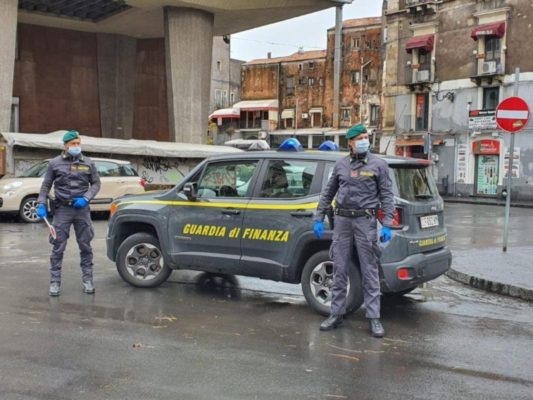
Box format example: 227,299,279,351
19,162,48,177
392,166,439,201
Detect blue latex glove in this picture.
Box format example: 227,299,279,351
313,220,324,239
36,203,48,219
73,196,89,209
380,226,392,243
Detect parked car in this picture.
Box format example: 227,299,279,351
0,158,145,222
106,149,452,316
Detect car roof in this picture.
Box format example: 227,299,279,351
205,151,433,166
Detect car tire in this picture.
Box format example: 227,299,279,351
19,196,40,223
301,250,363,316
116,232,172,288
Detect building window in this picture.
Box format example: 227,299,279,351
352,37,360,49
222,90,228,107
319,78,324,86
284,118,294,129
419,50,431,70
217,61,221,71
485,37,501,62
215,89,222,108
351,71,360,84
341,107,351,121
10,97,19,133
415,93,429,131
308,62,315,69
298,78,305,86
369,104,380,126
230,92,235,105
298,63,303,71
483,86,499,110
286,76,295,96
383,27,388,44
308,77,315,86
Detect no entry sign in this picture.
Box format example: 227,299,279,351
496,96,530,133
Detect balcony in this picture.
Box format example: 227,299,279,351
470,54,504,85
405,0,442,15
405,64,433,91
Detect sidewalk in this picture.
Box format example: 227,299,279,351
446,246,533,302
443,195,533,209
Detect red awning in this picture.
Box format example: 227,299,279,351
405,35,434,53
471,22,506,40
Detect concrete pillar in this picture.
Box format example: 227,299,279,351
164,7,214,144
97,33,137,139
0,0,18,132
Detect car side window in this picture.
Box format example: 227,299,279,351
197,161,258,198
259,160,318,198
322,162,335,189
94,161,121,177
119,165,138,177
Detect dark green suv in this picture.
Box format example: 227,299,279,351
106,151,452,315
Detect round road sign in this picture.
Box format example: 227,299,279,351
496,96,530,133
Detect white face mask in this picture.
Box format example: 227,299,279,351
67,146,82,156
355,138,370,154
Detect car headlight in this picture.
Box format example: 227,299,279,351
2,181,23,191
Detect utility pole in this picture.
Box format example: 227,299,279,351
359,57,372,123
332,5,343,129
503,68,520,252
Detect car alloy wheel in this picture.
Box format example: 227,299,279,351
20,197,40,223
125,242,164,281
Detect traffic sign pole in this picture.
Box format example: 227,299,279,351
503,68,520,252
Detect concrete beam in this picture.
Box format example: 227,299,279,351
0,0,18,132
165,7,213,144
97,33,137,139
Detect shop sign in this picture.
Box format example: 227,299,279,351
468,109,496,130
472,139,500,155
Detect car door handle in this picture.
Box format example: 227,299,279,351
290,211,314,218
221,209,241,215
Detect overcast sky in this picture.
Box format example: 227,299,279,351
231,1,383,61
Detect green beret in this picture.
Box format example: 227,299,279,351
346,124,367,140
63,130,80,143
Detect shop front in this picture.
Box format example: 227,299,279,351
472,139,500,196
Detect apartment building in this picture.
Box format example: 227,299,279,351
382,0,533,200
239,17,382,149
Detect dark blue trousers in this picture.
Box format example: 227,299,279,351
50,205,94,283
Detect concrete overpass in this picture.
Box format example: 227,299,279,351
1,0,352,143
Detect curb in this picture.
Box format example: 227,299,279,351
446,268,533,302
443,198,533,209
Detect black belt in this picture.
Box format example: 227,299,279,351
334,208,376,218
55,199,74,207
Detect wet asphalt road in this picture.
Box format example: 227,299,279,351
0,203,532,400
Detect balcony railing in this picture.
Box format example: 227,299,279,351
405,64,432,86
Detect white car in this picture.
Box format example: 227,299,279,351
0,158,145,222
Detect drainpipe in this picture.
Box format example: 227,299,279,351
332,5,343,129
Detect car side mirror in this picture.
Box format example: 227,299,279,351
182,182,198,201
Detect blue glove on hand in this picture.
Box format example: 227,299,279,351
380,226,392,243
36,203,48,219
73,197,89,209
313,220,324,239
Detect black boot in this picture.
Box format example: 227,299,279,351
49,282,61,296
82,280,95,294
320,314,343,331
369,318,385,338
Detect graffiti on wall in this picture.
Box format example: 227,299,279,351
137,157,187,185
